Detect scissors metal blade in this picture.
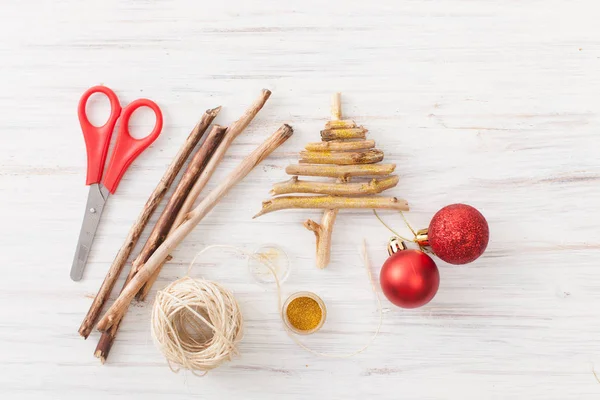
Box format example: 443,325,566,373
70,183,110,281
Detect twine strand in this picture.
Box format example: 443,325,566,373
373,210,431,253
291,239,383,358
373,210,414,242
150,241,382,375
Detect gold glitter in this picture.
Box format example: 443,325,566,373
286,296,323,332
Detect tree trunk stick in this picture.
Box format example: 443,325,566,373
331,92,342,120
171,89,272,231
304,209,338,269
96,124,294,333
271,175,399,196
321,127,367,141
303,176,349,270
253,195,409,218
305,140,375,152
299,149,383,165
78,106,221,339
285,163,396,178
306,93,344,269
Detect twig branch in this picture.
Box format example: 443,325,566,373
321,127,367,141
331,92,342,120
286,163,396,178
299,149,383,165
304,209,338,269
96,125,294,333
78,106,220,339
305,140,375,152
254,195,409,218
136,256,169,301
271,175,399,196
324,119,357,130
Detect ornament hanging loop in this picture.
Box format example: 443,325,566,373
374,210,432,253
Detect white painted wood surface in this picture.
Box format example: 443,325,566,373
1,1,599,398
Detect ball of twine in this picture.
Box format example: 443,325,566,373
151,276,244,375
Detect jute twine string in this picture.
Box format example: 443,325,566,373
151,277,243,376
150,241,382,375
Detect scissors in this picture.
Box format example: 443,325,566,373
70,86,163,281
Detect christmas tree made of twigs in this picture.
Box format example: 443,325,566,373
254,93,408,269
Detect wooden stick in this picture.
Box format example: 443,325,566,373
253,195,409,218
94,327,115,363
92,126,228,362
305,140,375,152
270,175,399,196
324,119,357,130
331,92,342,120
304,209,338,269
321,127,367,141
96,124,294,333
299,149,383,165
94,333,114,363
77,106,221,339
286,163,396,178
136,255,169,301
171,89,272,231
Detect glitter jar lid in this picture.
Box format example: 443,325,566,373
282,291,327,335
248,244,290,285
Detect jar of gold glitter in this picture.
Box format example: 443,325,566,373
282,291,326,335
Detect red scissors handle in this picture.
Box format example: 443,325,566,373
78,86,122,185
102,99,163,193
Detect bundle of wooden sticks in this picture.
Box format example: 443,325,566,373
78,89,293,363
254,93,408,269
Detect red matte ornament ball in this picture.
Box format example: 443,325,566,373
379,250,440,308
428,204,489,265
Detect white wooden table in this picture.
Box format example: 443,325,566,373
2,1,599,398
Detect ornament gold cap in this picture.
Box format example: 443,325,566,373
387,237,407,256
415,228,429,247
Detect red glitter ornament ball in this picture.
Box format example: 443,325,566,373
380,249,440,308
428,204,489,265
